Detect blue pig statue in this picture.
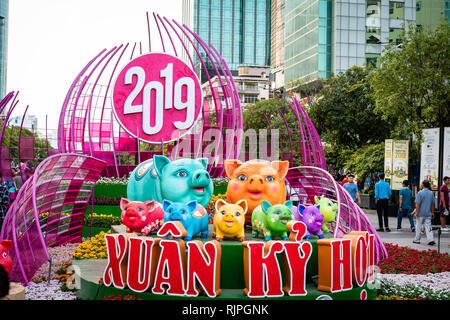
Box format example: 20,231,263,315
127,155,214,208
162,200,209,241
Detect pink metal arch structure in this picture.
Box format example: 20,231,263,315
285,166,387,262
0,153,106,285
0,91,58,185
57,13,244,178
258,97,327,169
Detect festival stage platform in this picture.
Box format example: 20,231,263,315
73,225,376,300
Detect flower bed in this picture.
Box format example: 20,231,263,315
83,213,122,228
378,243,450,274
378,272,450,300
31,243,79,283
25,280,77,300
377,295,426,300
96,176,129,185
72,231,110,260
375,243,450,300
39,212,121,229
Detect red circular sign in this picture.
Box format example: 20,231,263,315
112,53,203,144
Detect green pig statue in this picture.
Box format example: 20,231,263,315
251,200,294,241
314,195,338,232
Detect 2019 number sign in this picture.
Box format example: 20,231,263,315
112,53,203,144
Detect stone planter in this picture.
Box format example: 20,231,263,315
360,194,371,209
360,194,376,209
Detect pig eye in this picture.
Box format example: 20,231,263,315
176,170,188,177
265,176,275,182
2,253,6,258
180,209,186,214
235,212,240,216
168,208,173,213
137,208,143,212
237,174,247,181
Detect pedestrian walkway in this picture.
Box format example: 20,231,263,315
361,209,450,255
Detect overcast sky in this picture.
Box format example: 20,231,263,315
6,0,183,133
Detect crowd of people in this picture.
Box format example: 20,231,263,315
340,172,450,246
0,169,21,231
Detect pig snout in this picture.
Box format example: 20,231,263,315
169,211,183,221
125,209,146,222
192,169,210,188
248,175,264,195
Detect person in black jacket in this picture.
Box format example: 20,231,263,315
0,174,10,230
0,264,9,299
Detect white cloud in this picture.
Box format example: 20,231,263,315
6,0,182,136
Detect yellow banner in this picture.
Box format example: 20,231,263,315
391,140,409,190
384,139,393,179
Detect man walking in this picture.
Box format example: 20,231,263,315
0,176,9,230
397,180,415,232
439,176,450,231
343,174,361,205
340,173,350,186
413,180,435,245
375,173,391,232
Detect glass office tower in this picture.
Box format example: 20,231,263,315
183,0,271,82
284,0,332,84
0,0,8,99
284,0,448,85
416,0,450,29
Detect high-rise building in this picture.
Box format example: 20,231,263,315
415,0,450,29
271,0,286,89
8,115,38,132
182,0,272,83
283,0,449,86
0,0,8,98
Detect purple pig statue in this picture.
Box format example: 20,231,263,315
293,204,324,239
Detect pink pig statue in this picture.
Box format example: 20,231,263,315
0,240,13,275
120,198,164,235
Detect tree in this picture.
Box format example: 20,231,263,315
369,22,450,140
0,125,53,168
308,66,394,150
344,142,385,187
242,98,305,165
242,98,286,130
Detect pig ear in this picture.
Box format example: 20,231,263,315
314,195,320,205
215,199,228,213
153,155,171,177
298,204,306,215
224,159,243,178
236,199,248,214
284,200,293,210
186,201,198,214
144,200,155,212
197,158,209,170
270,160,289,179
261,200,272,214
0,240,12,251
120,198,131,211
162,200,173,212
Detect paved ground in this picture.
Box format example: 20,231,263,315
362,209,450,254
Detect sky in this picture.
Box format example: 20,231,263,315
6,0,183,137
